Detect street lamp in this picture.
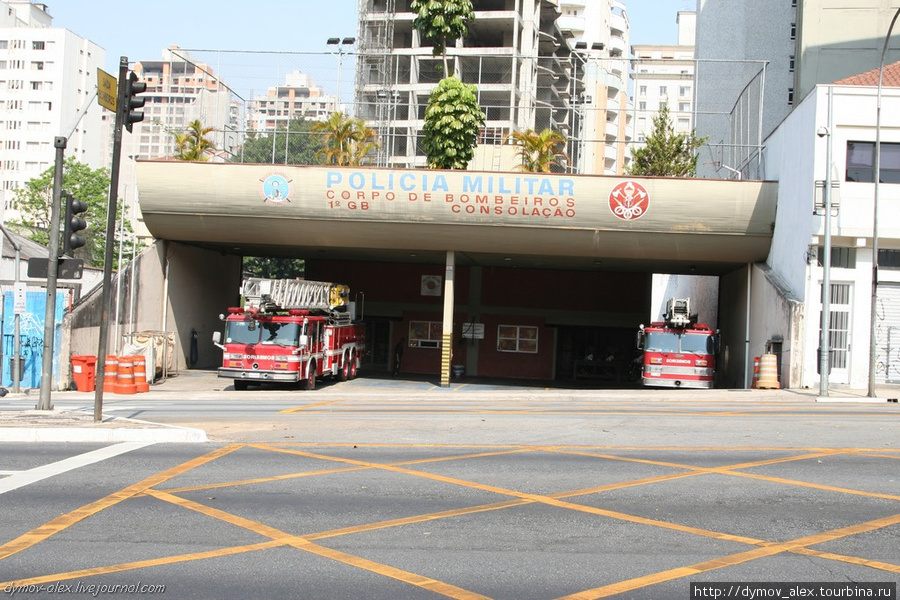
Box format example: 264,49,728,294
817,88,834,398
868,8,900,397
327,36,356,113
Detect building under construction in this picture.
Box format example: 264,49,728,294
353,0,632,175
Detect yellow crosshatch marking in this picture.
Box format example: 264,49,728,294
1,442,897,598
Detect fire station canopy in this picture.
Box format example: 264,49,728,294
135,161,778,276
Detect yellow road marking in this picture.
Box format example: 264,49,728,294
256,446,770,547
280,398,349,413
793,547,900,574
0,541,287,588
556,512,900,599
146,489,489,599
0,444,243,562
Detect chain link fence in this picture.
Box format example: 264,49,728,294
160,49,766,177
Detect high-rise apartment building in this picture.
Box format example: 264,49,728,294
122,46,240,162
560,0,632,175
694,0,900,179
354,0,630,174
0,0,104,221
630,12,695,148
246,71,337,134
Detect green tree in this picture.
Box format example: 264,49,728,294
411,0,483,170
237,117,322,165
242,256,306,279
410,0,474,74
173,119,216,161
9,157,132,268
312,112,379,166
627,105,707,177
507,128,569,173
422,77,485,169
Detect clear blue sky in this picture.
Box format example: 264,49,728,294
49,0,696,72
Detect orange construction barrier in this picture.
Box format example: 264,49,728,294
756,353,781,389
752,356,761,388
130,354,150,393
114,356,137,394
102,355,118,392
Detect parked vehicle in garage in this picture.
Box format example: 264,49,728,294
637,298,719,389
213,278,364,390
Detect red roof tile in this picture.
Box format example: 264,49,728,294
834,60,900,86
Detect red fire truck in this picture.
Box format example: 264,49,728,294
212,278,365,390
637,298,719,389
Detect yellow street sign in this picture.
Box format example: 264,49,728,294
97,68,117,112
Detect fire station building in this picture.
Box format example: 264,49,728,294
73,161,779,389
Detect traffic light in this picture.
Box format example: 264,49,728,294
62,191,88,257
124,71,146,133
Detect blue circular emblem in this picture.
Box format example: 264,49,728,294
261,174,291,204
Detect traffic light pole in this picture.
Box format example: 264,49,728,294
35,136,66,411
93,56,132,422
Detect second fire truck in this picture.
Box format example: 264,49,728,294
213,278,364,390
637,298,720,389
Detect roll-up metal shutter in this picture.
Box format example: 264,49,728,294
877,283,900,384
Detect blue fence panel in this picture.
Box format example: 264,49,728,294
2,291,66,389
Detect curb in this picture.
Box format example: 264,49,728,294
0,411,209,443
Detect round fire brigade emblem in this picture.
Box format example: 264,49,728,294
608,181,649,221
260,174,292,205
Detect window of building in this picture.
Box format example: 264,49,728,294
31,61,44,70
846,141,900,183
498,325,538,354
879,249,900,269
816,247,856,269
0,41,7,50
788,87,794,105
789,55,795,72
659,85,667,96
679,102,690,113
790,23,796,40
32,41,45,50
638,101,646,111
639,85,647,96
679,86,690,97
409,321,442,348
658,101,667,110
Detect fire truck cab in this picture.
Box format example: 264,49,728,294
637,298,720,389
212,278,364,390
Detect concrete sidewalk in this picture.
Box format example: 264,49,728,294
1,369,897,443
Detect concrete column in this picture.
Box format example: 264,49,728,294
440,251,455,387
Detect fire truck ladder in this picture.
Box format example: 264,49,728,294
242,278,349,314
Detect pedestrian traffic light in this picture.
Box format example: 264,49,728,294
124,71,146,133
62,191,88,257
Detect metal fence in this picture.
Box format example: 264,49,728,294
164,49,766,177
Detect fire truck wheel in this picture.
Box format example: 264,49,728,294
339,354,350,381
233,380,248,391
303,363,317,391
349,351,358,379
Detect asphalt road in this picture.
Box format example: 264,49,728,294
1,383,897,599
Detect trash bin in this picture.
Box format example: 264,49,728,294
452,365,465,379
71,355,98,392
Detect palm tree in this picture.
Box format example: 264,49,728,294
312,112,378,166
173,120,216,161
507,128,569,173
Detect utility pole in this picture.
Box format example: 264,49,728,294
93,57,145,422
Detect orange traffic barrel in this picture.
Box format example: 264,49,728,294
102,355,118,392
756,353,781,389
114,356,137,395
130,355,150,392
